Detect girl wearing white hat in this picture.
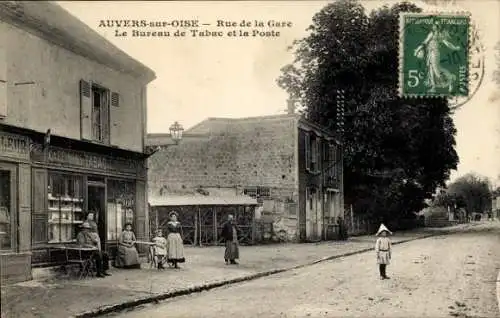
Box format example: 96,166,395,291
375,223,392,280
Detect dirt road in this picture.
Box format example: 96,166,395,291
113,223,500,318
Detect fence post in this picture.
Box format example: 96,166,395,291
350,204,354,232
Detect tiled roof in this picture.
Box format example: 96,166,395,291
185,114,299,135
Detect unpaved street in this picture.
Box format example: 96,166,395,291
113,223,500,318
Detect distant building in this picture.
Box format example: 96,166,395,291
493,196,500,219
147,113,344,243
0,2,155,283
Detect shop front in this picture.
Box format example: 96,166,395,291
0,131,31,284
0,128,148,284
30,140,148,268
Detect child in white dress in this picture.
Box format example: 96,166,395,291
375,224,392,280
152,229,167,269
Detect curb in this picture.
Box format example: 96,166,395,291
74,233,440,317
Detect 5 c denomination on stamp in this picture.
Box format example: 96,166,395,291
399,13,471,98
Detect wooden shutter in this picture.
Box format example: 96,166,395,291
135,180,147,241
101,91,110,144
305,132,311,171
311,138,319,172
80,80,92,140
316,139,321,168
110,91,120,146
335,145,341,180
0,45,6,118
18,164,31,252
32,168,48,245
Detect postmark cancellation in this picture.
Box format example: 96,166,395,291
399,12,471,99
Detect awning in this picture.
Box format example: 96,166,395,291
149,195,258,207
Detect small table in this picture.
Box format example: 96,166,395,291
51,245,98,279
135,241,161,269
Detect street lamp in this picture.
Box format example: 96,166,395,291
169,121,184,144
145,121,184,156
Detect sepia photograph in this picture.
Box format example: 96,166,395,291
0,0,499,317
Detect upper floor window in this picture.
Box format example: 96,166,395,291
92,85,108,142
328,143,337,179
305,132,321,173
80,80,119,144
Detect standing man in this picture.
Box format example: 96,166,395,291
221,214,240,265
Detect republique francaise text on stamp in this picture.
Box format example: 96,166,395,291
399,13,471,98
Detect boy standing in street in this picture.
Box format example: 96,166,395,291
375,224,392,280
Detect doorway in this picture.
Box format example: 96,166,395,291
88,184,106,250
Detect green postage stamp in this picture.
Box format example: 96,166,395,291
399,13,471,98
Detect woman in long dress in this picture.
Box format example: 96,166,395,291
115,223,140,268
221,214,240,265
166,211,185,268
414,21,461,93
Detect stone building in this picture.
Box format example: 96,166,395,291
147,113,344,243
0,2,155,283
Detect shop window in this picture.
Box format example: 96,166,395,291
107,179,136,241
47,172,84,243
0,170,12,249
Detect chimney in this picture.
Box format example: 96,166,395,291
286,99,296,114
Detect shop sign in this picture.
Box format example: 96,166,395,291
31,144,146,177
0,132,30,160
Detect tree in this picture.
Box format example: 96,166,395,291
492,186,500,198
447,173,492,215
433,191,466,210
277,0,459,224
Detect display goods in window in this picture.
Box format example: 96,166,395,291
47,173,84,243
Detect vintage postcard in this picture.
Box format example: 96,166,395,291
0,0,499,317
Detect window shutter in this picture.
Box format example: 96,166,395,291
0,46,7,118
110,91,120,146
18,164,31,252
305,132,311,171
335,145,340,179
311,138,316,164
80,80,92,140
102,91,110,144
135,180,147,241
317,139,321,168
32,168,48,244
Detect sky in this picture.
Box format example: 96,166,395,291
56,0,500,185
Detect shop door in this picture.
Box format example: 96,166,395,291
0,163,16,251
88,184,106,250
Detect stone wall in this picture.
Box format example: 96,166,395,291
148,115,300,241
148,115,298,194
